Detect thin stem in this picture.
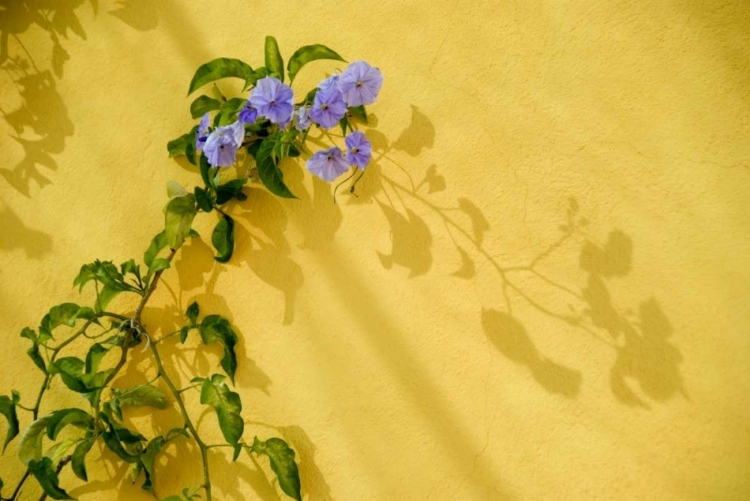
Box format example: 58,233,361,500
134,249,177,322
148,341,212,501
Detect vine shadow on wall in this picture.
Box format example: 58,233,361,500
347,105,686,409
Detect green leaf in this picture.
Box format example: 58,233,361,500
49,358,87,393
190,95,221,119
287,44,346,83
167,131,192,158
28,457,73,500
200,375,243,446
0,395,19,452
216,178,248,204
167,180,189,199
139,435,166,492
46,409,93,440
165,195,197,249
215,97,246,126
144,231,168,268
99,413,141,463
186,302,199,326
187,58,255,95
71,438,94,481
199,153,215,189
149,258,171,275
251,437,302,500
211,214,235,263
256,136,296,199
113,384,168,410
199,315,239,382
179,326,190,344
348,105,368,124
18,417,50,465
27,343,46,373
45,438,79,466
195,187,213,212
265,36,285,82
85,343,109,374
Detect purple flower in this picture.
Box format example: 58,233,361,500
295,106,312,131
337,61,383,107
238,102,258,124
345,131,372,169
249,77,295,125
310,85,347,129
306,146,349,182
203,121,244,168
318,74,339,91
196,112,210,151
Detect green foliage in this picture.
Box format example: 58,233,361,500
199,375,243,446
211,213,235,263
18,417,50,465
255,134,296,199
190,95,222,118
265,36,285,81
287,43,345,83
251,437,302,500
187,58,256,95
28,457,73,500
0,392,20,452
165,195,198,249
199,315,239,382
71,438,95,481
45,409,93,440
186,301,200,326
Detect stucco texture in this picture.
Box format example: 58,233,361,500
1,1,749,500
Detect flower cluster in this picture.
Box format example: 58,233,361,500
195,60,382,184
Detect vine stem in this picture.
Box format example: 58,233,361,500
135,248,177,323
148,341,212,501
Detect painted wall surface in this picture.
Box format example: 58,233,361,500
1,1,749,500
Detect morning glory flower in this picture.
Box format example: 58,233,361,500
196,112,210,151
306,146,349,182
337,61,383,107
310,85,347,129
295,106,312,131
238,102,258,124
345,131,372,169
203,121,244,168
249,76,294,125
318,74,339,91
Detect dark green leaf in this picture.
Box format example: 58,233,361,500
0,395,19,452
99,413,141,463
165,195,197,249
190,95,221,119
18,417,50,465
85,343,109,374
144,231,168,268
200,375,243,445
149,258,171,275
179,326,190,344
251,437,302,500
256,136,296,199
339,115,350,136
46,409,93,440
28,457,73,500
265,36,285,82
186,302,199,326
215,97,246,126
27,343,46,373
188,58,255,95
71,438,94,481
216,178,248,204
199,153,215,189
49,358,87,393
287,44,346,83
199,315,239,382
167,131,192,158
211,214,235,263
195,187,213,212
113,384,168,410
139,436,165,492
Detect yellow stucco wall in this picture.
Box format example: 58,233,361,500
1,1,749,499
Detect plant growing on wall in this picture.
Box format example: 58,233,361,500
0,36,383,501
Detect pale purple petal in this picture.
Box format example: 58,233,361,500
345,131,372,169
196,112,210,151
306,147,349,182
250,77,295,125
337,61,383,107
310,85,347,129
